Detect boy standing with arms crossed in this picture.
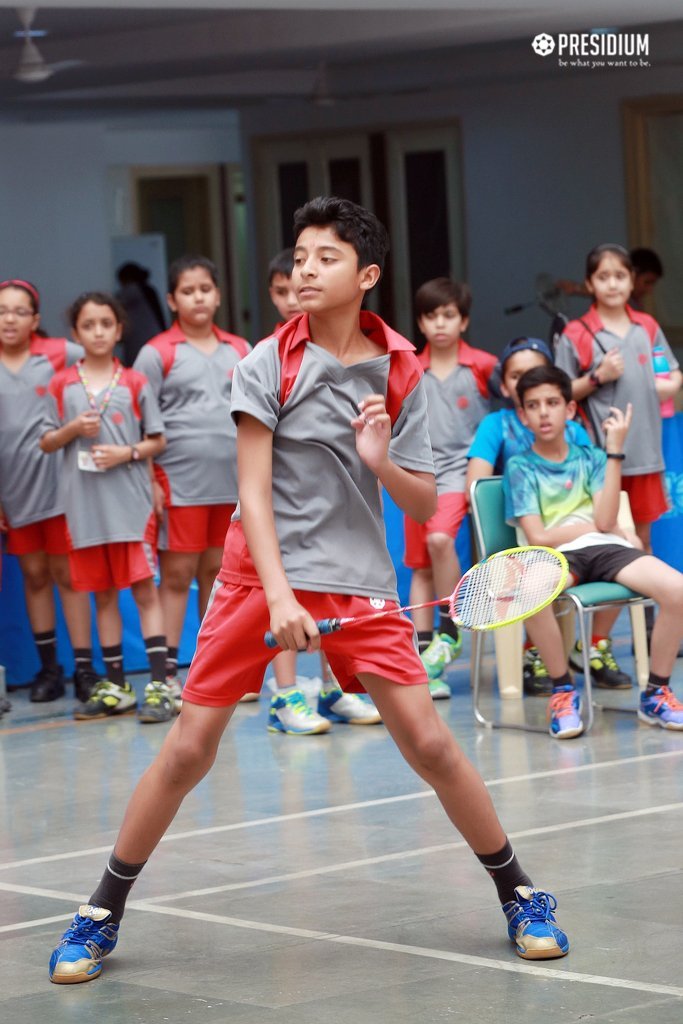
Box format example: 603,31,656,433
49,198,568,984
404,278,497,698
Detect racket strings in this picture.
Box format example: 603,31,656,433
449,549,565,630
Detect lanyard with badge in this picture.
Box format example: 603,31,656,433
76,360,123,472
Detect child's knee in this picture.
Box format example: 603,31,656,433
426,532,455,561
132,577,159,609
405,719,458,777
659,577,683,613
161,559,196,592
164,733,216,787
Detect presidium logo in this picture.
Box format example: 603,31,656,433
531,31,651,68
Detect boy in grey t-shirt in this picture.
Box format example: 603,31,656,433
48,199,569,986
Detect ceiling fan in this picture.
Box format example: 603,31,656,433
12,6,83,84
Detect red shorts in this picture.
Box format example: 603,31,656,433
160,504,236,553
404,492,468,570
69,515,157,591
182,584,428,707
5,514,71,557
621,472,669,525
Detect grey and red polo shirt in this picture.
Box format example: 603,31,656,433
44,360,164,549
220,311,435,601
0,336,82,528
417,340,497,494
134,323,250,507
556,305,678,475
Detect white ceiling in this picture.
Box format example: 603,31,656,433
0,2,681,116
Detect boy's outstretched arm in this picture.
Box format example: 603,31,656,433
236,413,320,652
352,394,436,523
592,403,632,533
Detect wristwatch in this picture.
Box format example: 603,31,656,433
130,445,141,462
588,371,601,389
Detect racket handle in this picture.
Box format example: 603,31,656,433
263,617,342,649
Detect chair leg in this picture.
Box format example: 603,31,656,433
471,630,492,728
493,621,523,699
577,608,595,733
629,604,650,690
556,605,576,658
471,629,546,733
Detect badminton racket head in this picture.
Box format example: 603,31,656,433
448,546,568,631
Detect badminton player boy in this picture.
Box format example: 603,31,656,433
49,197,568,984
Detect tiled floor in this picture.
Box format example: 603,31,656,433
1,624,682,1024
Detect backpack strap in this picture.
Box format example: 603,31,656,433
628,308,659,347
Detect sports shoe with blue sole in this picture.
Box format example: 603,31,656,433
268,688,331,735
548,685,584,739
638,685,683,730
49,905,119,984
318,685,382,724
502,885,569,960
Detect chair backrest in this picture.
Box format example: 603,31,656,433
469,476,517,560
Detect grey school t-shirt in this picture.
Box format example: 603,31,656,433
134,326,250,506
44,362,164,548
556,314,678,475
222,321,434,600
419,343,496,494
0,336,82,528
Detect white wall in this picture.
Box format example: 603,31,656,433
240,27,683,349
0,111,241,334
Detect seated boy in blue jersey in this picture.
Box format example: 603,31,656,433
48,197,569,985
504,364,683,739
404,278,497,699
467,337,632,696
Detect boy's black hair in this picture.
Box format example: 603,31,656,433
268,248,295,284
292,196,390,274
168,255,219,293
517,364,573,407
630,247,664,279
414,277,472,319
585,243,632,279
68,291,126,329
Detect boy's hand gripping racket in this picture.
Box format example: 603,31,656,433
264,546,568,648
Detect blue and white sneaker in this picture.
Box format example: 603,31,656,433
318,684,382,725
49,905,119,984
502,885,569,960
268,688,331,735
638,686,683,730
548,685,584,740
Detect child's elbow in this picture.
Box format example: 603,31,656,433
415,484,437,523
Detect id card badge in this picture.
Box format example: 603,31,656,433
78,448,103,473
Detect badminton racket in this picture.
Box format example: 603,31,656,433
264,545,568,647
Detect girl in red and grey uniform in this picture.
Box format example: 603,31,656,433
556,243,682,650
41,293,169,723
0,279,96,704
134,256,250,696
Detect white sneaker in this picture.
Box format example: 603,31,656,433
268,688,331,735
164,675,183,712
318,686,382,725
